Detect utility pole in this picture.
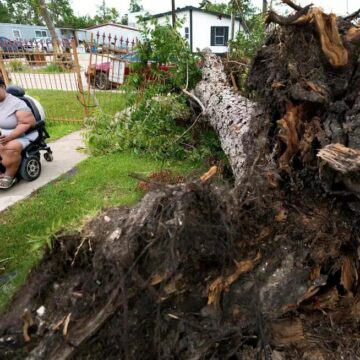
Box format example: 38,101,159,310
171,0,176,28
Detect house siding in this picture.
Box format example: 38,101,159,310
149,10,242,53
0,23,62,40
155,10,191,42
192,11,241,53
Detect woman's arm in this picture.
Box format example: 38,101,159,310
0,111,36,145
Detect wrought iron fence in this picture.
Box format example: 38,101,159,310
0,38,87,123
84,32,138,118
0,33,138,123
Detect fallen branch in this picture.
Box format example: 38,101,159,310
281,0,304,12
344,8,360,21
182,89,206,113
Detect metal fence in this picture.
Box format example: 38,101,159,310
84,32,137,118
0,33,138,123
0,38,87,123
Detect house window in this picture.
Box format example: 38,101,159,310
210,26,229,46
185,27,189,40
12,29,21,39
35,30,48,38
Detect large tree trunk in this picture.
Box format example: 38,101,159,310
38,0,61,53
195,50,269,184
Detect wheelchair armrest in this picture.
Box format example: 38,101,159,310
33,120,45,130
25,120,46,135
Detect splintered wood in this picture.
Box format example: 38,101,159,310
346,22,360,45
277,104,302,172
318,143,360,174
271,318,306,347
207,253,261,306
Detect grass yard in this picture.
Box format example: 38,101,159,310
46,122,82,140
26,89,128,122
0,153,201,311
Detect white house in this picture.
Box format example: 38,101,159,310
145,6,245,54
82,23,141,48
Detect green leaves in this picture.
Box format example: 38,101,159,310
229,13,265,60
134,18,201,91
129,0,143,13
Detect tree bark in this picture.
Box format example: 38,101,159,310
38,0,60,53
195,50,269,183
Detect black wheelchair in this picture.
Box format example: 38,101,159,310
0,86,53,182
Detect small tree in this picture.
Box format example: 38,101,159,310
129,0,143,13
0,1,11,22
94,0,120,23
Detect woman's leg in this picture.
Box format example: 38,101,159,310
0,140,23,178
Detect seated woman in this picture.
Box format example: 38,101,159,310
0,79,37,189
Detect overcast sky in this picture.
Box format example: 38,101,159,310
71,0,359,18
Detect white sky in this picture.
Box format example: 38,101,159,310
71,0,359,18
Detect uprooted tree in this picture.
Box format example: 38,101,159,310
1,1,360,359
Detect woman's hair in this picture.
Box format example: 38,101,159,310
0,77,5,87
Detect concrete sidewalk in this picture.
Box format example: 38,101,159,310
0,131,88,213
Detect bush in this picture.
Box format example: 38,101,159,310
132,18,202,91
8,60,24,72
85,86,226,163
86,89,190,160
44,64,64,73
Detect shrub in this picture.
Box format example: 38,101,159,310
132,18,202,91
85,85,226,163
44,64,64,73
8,60,24,72
86,90,190,159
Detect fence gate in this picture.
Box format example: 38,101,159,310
0,38,87,123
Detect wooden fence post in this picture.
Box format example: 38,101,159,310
87,33,94,109
0,52,10,86
71,39,89,117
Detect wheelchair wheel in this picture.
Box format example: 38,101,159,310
19,155,41,181
44,152,53,162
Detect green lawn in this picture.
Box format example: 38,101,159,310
46,122,82,141
0,153,201,310
25,89,127,122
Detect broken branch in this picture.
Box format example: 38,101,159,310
266,4,312,26
281,0,304,12
344,8,360,21
182,89,206,113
